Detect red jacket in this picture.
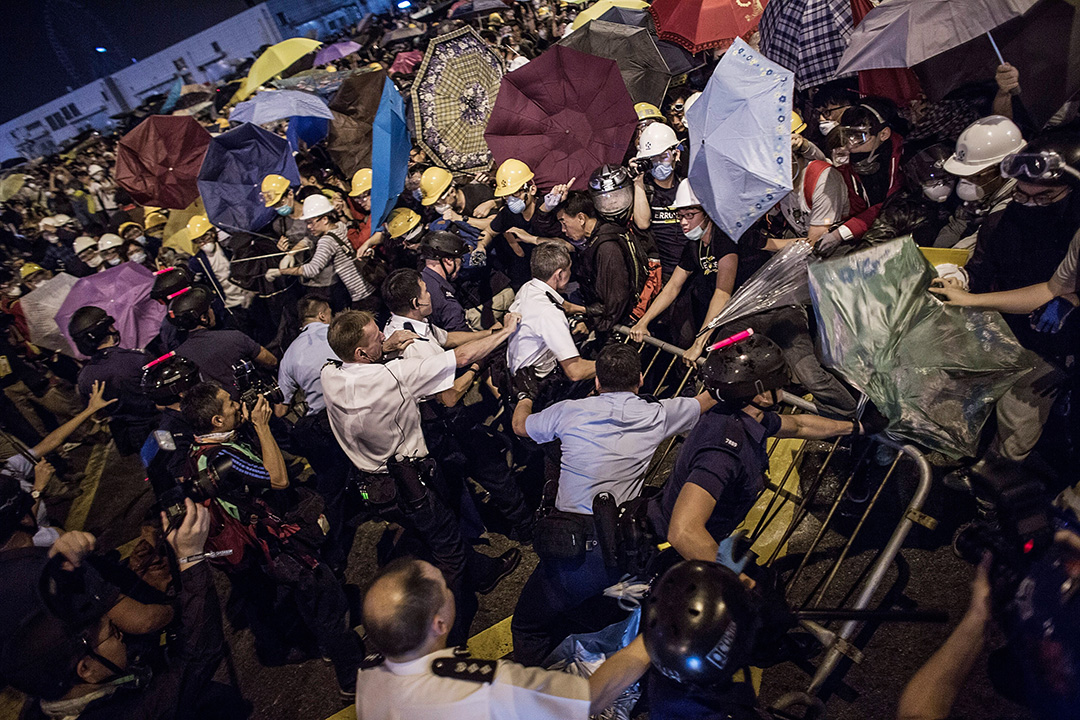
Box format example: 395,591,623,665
838,132,904,241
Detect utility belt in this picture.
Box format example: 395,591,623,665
349,456,437,513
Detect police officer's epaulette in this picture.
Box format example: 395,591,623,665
545,292,563,309
322,358,343,370
639,393,662,404
431,650,497,684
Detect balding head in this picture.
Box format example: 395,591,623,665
363,558,454,661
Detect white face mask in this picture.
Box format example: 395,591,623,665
133,235,147,246
922,180,954,203
819,120,839,136
5,285,21,297
202,242,217,253
44,233,59,243
106,257,122,266
85,254,103,268
956,178,984,202
684,223,705,241
433,202,451,215
129,251,147,264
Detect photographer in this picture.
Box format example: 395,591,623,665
0,499,249,720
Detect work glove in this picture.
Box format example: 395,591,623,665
1030,297,1076,334
264,268,282,281
814,229,844,257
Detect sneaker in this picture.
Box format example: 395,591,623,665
477,547,521,595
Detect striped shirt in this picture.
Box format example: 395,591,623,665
300,223,373,301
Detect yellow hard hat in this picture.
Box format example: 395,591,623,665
792,110,807,135
261,174,292,207
419,167,453,206
634,102,664,122
386,207,421,239
186,215,213,240
19,262,45,280
349,168,373,197
117,221,142,236
488,12,504,25
144,211,168,230
537,6,551,18
493,158,534,198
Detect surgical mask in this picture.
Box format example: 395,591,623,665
506,196,526,215
651,161,674,181
275,204,293,216
684,223,705,241
956,178,985,203
129,251,147,264
133,235,146,246
202,242,217,253
5,285,21,297
107,257,121,266
819,120,839,136
433,202,451,215
412,188,423,202
44,233,58,243
86,254,103,268
922,180,954,203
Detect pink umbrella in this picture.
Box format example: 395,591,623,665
314,40,362,67
389,50,424,76
54,263,166,359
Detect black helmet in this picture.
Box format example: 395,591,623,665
699,333,787,406
419,230,467,259
0,609,84,700
1000,130,1080,188
167,285,212,331
588,164,634,220
67,306,115,356
643,560,759,687
0,473,34,546
150,266,192,302
141,352,201,404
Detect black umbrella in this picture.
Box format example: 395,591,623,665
558,20,671,106
596,7,703,77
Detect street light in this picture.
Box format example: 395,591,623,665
95,47,107,53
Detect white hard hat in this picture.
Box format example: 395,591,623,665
87,164,105,177
97,233,123,251
673,179,702,209
683,92,702,115
635,123,679,160
943,115,1025,177
52,213,72,226
73,236,97,254
38,216,60,230
299,193,334,220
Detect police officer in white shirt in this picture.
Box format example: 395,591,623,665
356,557,652,720
321,309,522,644
509,342,715,665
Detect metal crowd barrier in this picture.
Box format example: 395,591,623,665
613,325,936,698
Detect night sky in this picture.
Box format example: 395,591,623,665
0,0,253,124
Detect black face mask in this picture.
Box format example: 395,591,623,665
850,149,881,175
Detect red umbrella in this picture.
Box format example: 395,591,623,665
649,0,765,54
114,116,211,210
484,45,636,192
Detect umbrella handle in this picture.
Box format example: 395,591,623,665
986,31,1005,65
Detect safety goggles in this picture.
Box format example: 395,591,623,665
1000,151,1080,183
838,125,876,148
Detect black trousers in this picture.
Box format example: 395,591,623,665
290,410,355,575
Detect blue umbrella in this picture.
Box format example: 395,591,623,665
287,116,330,152
685,38,794,242
229,89,334,126
197,123,301,232
369,79,412,228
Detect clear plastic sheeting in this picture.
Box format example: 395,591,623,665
702,239,814,335
808,237,1037,458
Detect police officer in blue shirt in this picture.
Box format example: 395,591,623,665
420,232,472,333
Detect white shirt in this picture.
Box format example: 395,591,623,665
507,278,579,376
355,647,591,720
321,351,456,472
204,242,247,308
3,454,61,548
384,313,449,361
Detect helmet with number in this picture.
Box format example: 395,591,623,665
672,179,702,209
150,266,192,301
349,168,373,197
141,352,201,404
588,164,634,220
97,233,123,252
699,333,788,406
644,560,759,687
635,102,664,122
420,167,454,206
419,231,468,259
493,158,534,197
999,130,1080,188
73,236,97,255
261,174,292,207
186,215,213,241
167,285,213,331
299,194,335,220
943,115,1026,177
386,207,422,239
19,262,46,281
68,306,115,356
635,123,679,160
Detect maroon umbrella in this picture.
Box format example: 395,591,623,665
484,45,637,192
114,115,211,210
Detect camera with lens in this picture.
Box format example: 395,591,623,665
232,359,283,411
629,157,653,177
142,430,230,529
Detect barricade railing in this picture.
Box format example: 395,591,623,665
613,325,937,697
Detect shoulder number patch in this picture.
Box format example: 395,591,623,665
432,657,497,684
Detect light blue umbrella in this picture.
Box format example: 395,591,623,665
369,79,412,228
229,90,334,126
685,37,794,242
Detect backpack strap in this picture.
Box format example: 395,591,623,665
803,160,831,209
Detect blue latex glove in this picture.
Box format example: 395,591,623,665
715,530,756,574
1030,297,1076,334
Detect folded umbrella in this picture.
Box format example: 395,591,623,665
232,38,323,103
21,273,79,357
559,20,671,107
197,123,301,233
571,0,649,30
835,0,1039,75
114,115,211,210
325,70,388,178
315,40,362,67
685,38,794,242
759,0,855,90
484,45,637,192
650,0,765,54
370,79,413,228
54,263,166,360
229,90,334,126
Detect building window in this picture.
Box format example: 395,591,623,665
45,113,67,131
211,41,222,53
277,12,287,25
173,58,188,72
66,103,80,117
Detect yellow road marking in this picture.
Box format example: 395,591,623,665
64,441,111,532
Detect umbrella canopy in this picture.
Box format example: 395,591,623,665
161,198,206,257
370,79,413,228
315,40,362,67
389,50,424,76
197,123,301,233
485,45,637,192
114,115,211,210
595,7,703,76
232,38,323,103
571,0,649,30
685,38,794,242
412,27,504,171
559,20,671,107
229,90,334,126
0,173,28,202
835,0,1039,75
650,0,765,54
760,0,855,91
54,263,166,360
21,272,79,357
447,0,508,20
287,116,330,152
381,24,428,45
326,70,387,178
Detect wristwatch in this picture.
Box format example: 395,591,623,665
30,490,42,500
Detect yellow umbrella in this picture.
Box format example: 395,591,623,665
231,38,323,104
162,198,206,256
571,0,649,30
0,174,28,202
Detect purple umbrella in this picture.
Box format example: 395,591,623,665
54,263,165,360
315,40,362,67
